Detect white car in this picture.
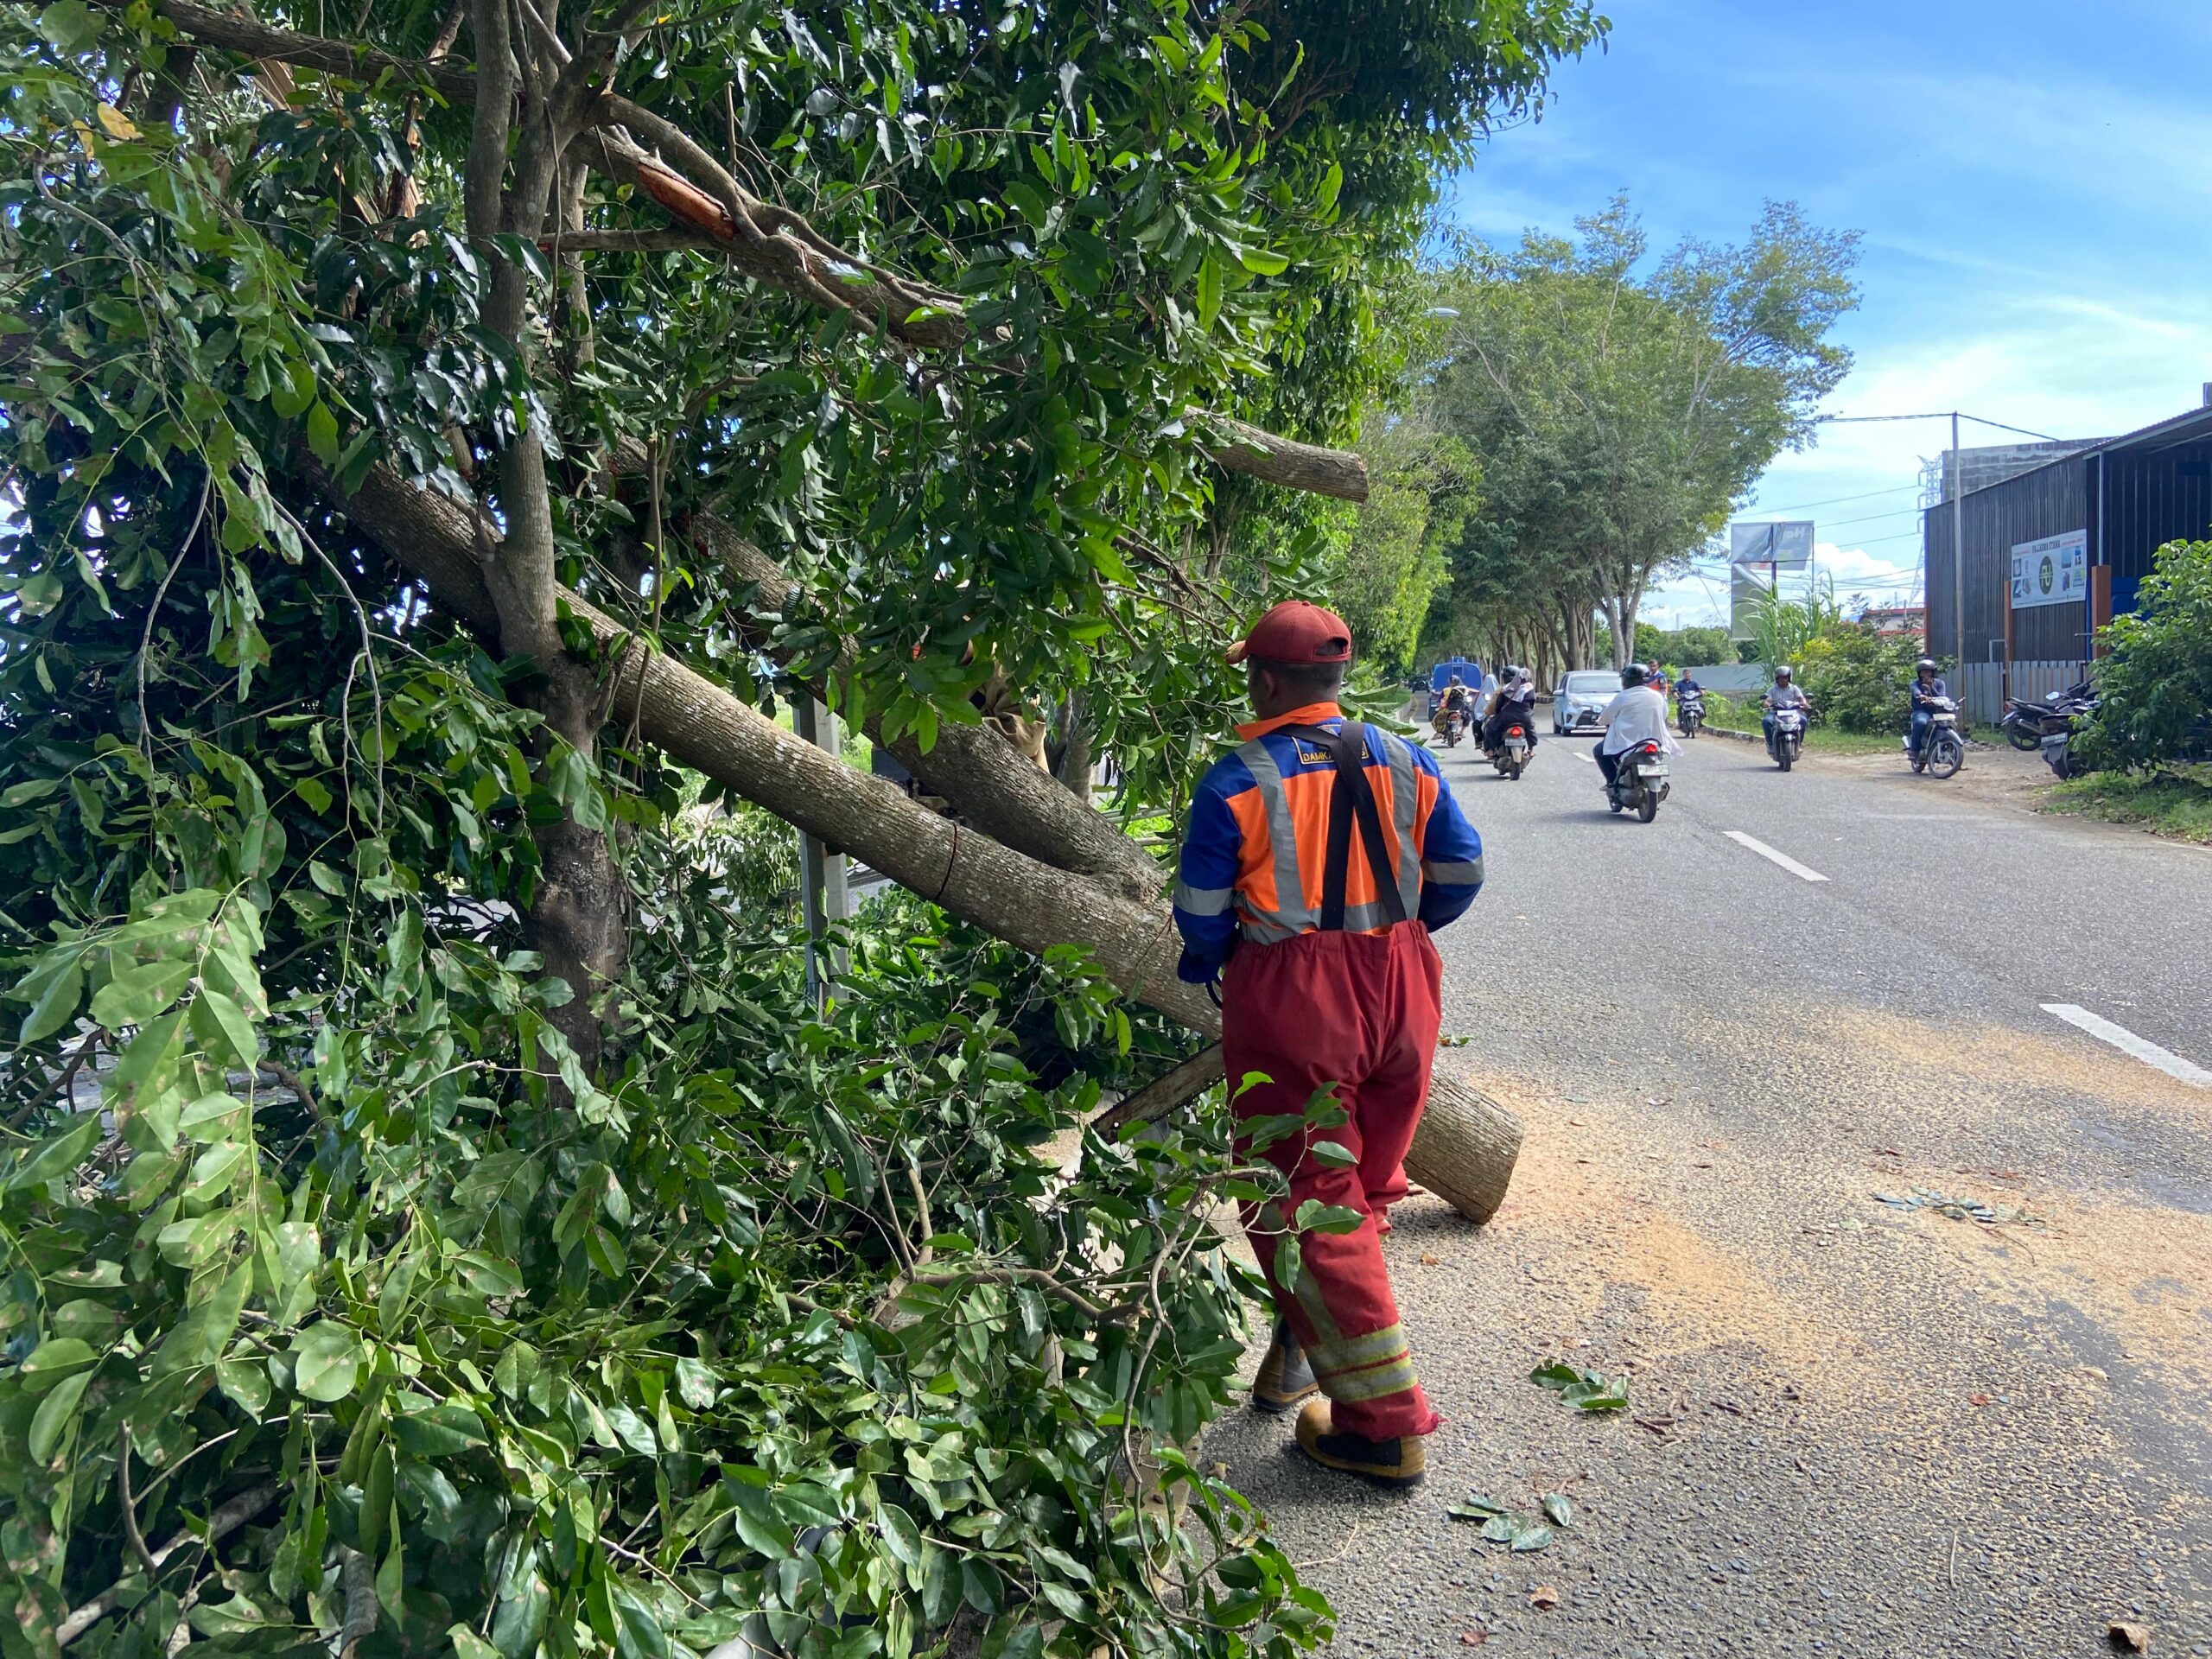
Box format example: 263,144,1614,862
1552,670,1621,735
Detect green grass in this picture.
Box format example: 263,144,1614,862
1694,693,1901,755
2044,766,2212,843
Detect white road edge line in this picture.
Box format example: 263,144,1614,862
2039,1003,2212,1089
1573,751,1593,764
1723,830,1830,883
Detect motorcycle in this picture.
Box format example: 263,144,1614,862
2000,680,2095,752
1907,696,1965,779
1487,716,1534,781
1767,704,1807,772
2035,690,2101,779
1604,739,1670,823
1433,706,1469,749
1676,689,1705,739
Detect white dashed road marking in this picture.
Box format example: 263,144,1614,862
1573,751,1593,764
2040,1003,2212,1088
1724,830,1830,883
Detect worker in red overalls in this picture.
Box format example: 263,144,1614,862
1173,601,1485,1484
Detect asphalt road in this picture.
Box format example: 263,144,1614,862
1204,724,2212,1657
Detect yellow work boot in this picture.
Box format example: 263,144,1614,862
1250,1319,1319,1414
1294,1398,1426,1487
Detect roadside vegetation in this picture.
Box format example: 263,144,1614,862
2051,538,2212,841
0,0,1607,1653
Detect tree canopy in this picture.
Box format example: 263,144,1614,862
0,0,1602,1654
1416,196,1859,675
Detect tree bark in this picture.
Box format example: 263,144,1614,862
337,467,1523,1220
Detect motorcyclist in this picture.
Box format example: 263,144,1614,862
1595,664,1676,790
1761,666,1813,754
1481,664,1540,753
1433,675,1473,739
1906,658,1949,760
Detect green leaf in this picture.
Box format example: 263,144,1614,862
1236,246,1291,276
1446,1495,1510,1521
1541,1492,1573,1529
1509,1520,1555,1553
391,1402,489,1457
188,988,259,1067
1290,1198,1363,1235
89,957,194,1030
306,399,341,467
18,956,83,1045
609,1582,670,1659
8,1110,101,1192
28,1370,92,1462
878,1501,923,1567
450,1626,503,1659
1528,1362,1583,1391
291,1322,365,1402
671,1357,716,1411
217,1356,271,1418
1307,1141,1357,1169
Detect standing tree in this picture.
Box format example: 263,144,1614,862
1427,197,1859,668
0,1,1600,1653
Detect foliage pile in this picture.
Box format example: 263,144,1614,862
0,0,1604,1653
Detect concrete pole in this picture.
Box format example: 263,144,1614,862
791,696,850,1006
1951,410,1966,703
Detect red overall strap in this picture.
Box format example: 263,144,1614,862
1282,722,1408,932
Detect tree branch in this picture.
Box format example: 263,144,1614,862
78,0,473,99
57,1482,282,1648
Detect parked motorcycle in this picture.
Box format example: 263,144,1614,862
1767,705,1807,772
2039,728,2088,780
2000,680,2095,752
1487,717,1534,781
1676,688,1706,739
1908,696,1966,779
1605,740,1670,823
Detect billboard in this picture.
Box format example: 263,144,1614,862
2010,529,2088,611
1729,521,1815,569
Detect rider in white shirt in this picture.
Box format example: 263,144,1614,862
1594,664,1678,789
1761,664,1812,748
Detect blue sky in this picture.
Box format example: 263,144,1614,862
1444,0,2212,628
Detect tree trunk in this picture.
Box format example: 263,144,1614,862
339,466,1524,1220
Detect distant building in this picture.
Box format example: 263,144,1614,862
1937,439,2106,501
1924,394,2212,721
1859,604,1925,639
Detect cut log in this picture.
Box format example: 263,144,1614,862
1093,1044,1516,1222
339,467,1522,1220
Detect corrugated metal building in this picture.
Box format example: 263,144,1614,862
1925,401,2212,721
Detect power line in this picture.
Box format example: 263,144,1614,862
1816,410,2063,442
1735,481,1924,515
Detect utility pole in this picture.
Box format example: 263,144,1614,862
791,695,850,1007
1951,410,1965,688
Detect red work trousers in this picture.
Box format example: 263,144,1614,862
1223,918,1444,1441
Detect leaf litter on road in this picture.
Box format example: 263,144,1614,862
1529,1361,1631,1412
1872,1187,2044,1227
1447,1491,1573,1554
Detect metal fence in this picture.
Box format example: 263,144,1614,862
1961,659,2085,725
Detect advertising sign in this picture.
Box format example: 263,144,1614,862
1729,521,1815,569
2010,529,2088,610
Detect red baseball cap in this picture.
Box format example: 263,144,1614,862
1225,600,1355,667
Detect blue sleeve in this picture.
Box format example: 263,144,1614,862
1412,748,1484,933
1172,764,1245,983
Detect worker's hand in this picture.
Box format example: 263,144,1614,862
1174,948,1224,988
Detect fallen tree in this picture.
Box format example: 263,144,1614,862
345,463,1522,1220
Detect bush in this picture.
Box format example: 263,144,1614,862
2077,537,2212,772
1796,626,1936,734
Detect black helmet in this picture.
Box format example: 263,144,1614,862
1916,658,1937,674
1503,664,1525,682
1619,664,1648,688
